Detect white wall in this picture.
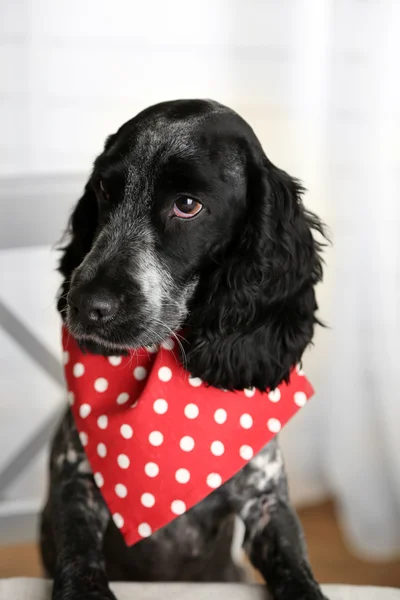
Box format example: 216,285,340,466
0,0,328,180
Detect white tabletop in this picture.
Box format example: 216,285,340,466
0,580,399,600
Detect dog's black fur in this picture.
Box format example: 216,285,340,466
40,99,328,600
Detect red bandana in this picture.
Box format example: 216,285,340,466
62,326,314,546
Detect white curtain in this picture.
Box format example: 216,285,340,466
324,2,400,557
281,0,400,559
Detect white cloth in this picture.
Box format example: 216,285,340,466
277,0,400,559
0,580,399,600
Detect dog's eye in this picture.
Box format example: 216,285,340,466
173,197,203,219
99,180,110,201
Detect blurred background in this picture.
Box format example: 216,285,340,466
0,0,399,588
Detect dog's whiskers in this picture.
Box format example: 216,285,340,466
151,318,188,371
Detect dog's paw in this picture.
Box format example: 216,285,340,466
52,569,117,600
53,587,117,600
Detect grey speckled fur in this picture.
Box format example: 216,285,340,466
41,412,326,599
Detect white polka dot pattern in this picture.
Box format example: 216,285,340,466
97,443,107,457
296,364,304,376
62,324,313,546
184,403,199,419
73,362,84,377
145,344,158,354
206,473,222,488
141,493,155,507
161,338,175,350
180,436,195,452
138,522,152,537
175,468,190,483
117,392,130,405
117,454,130,469
120,424,133,439
108,356,122,366
268,389,281,403
94,472,104,487
239,445,253,460
158,366,172,382
267,418,282,433
214,408,227,424
115,483,128,498
244,387,255,398
94,377,108,392
149,431,163,446
79,403,91,418
134,366,147,381
97,415,108,429
294,391,307,407
113,513,124,529
210,441,225,456
153,399,168,414
79,432,88,447
145,462,159,477
239,414,253,429
171,500,186,515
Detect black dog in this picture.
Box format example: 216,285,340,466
40,99,327,600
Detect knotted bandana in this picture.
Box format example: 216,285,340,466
62,326,313,546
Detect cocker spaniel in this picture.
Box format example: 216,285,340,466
40,99,327,600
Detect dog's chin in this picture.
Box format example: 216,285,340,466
66,313,184,353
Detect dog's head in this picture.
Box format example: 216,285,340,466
59,99,325,390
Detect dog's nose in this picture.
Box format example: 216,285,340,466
68,289,119,324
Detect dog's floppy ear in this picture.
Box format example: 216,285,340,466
57,180,98,317
57,133,117,317
186,151,325,391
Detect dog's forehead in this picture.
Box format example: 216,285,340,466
135,116,201,160
124,124,208,195
129,109,221,162
110,101,243,163
99,102,251,194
